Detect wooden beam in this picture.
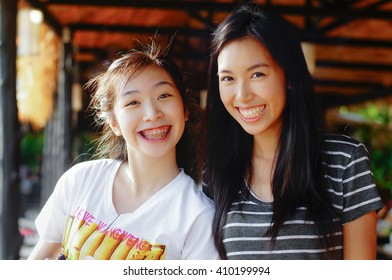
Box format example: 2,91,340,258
314,78,384,89
301,33,392,48
69,22,392,49
43,0,236,11
69,23,211,37
319,86,392,108
44,1,392,20
24,0,62,36
0,0,21,260
317,0,392,33
316,60,392,71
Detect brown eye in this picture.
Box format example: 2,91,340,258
251,72,265,78
220,76,233,82
127,100,139,106
158,93,171,99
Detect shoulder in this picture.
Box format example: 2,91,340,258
323,134,365,151
65,158,119,176
322,134,370,160
69,158,119,170
58,159,120,185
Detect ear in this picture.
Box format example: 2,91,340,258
109,118,122,136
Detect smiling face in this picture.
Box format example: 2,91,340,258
109,65,187,159
217,37,286,139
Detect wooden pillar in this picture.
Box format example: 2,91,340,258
0,0,22,259
40,28,73,205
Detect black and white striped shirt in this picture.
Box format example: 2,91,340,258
223,134,384,259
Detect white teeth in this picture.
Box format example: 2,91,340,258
141,125,170,140
239,105,266,119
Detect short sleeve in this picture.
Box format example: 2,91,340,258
341,143,384,224
34,171,71,243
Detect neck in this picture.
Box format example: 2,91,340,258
253,130,280,160
125,152,179,193
112,154,180,215
249,129,281,202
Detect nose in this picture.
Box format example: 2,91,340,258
142,102,163,122
235,81,253,103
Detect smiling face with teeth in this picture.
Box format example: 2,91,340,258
109,65,187,159
217,37,286,138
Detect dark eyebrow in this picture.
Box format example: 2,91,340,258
121,80,176,96
121,90,138,96
247,63,269,71
154,80,176,89
218,63,269,74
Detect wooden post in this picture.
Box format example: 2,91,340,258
40,28,73,205
0,0,22,259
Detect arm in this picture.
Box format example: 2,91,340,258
27,239,62,260
340,140,384,260
29,170,72,260
343,211,377,260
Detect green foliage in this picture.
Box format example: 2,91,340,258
356,103,390,125
20,130,44,170
72,131,99,164
370,145,392,196
342,101,392,197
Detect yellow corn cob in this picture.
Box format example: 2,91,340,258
61,216,74,254
63,218,85,259
67,222,98,260
126,239,151,260
126,248,149,260
145,244,166,260
78,230,106,260
93,234,122,260
109,240,132,260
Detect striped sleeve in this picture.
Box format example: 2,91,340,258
341,141,384,224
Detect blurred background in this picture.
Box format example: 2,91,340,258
1,0,392,260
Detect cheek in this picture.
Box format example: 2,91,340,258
264,77,286,103
175,111,187,126
219,86,232,108
116,111,137,130
270,88,286,116
169,102,186,119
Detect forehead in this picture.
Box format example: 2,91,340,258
131,65,172,81
120,65,177,93
217,38,274,69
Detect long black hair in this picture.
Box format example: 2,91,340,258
202,2,336,259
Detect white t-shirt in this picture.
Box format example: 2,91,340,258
35,159,219,260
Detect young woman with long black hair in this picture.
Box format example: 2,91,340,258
202,2,383,260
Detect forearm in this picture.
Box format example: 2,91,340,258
27,239,62,260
